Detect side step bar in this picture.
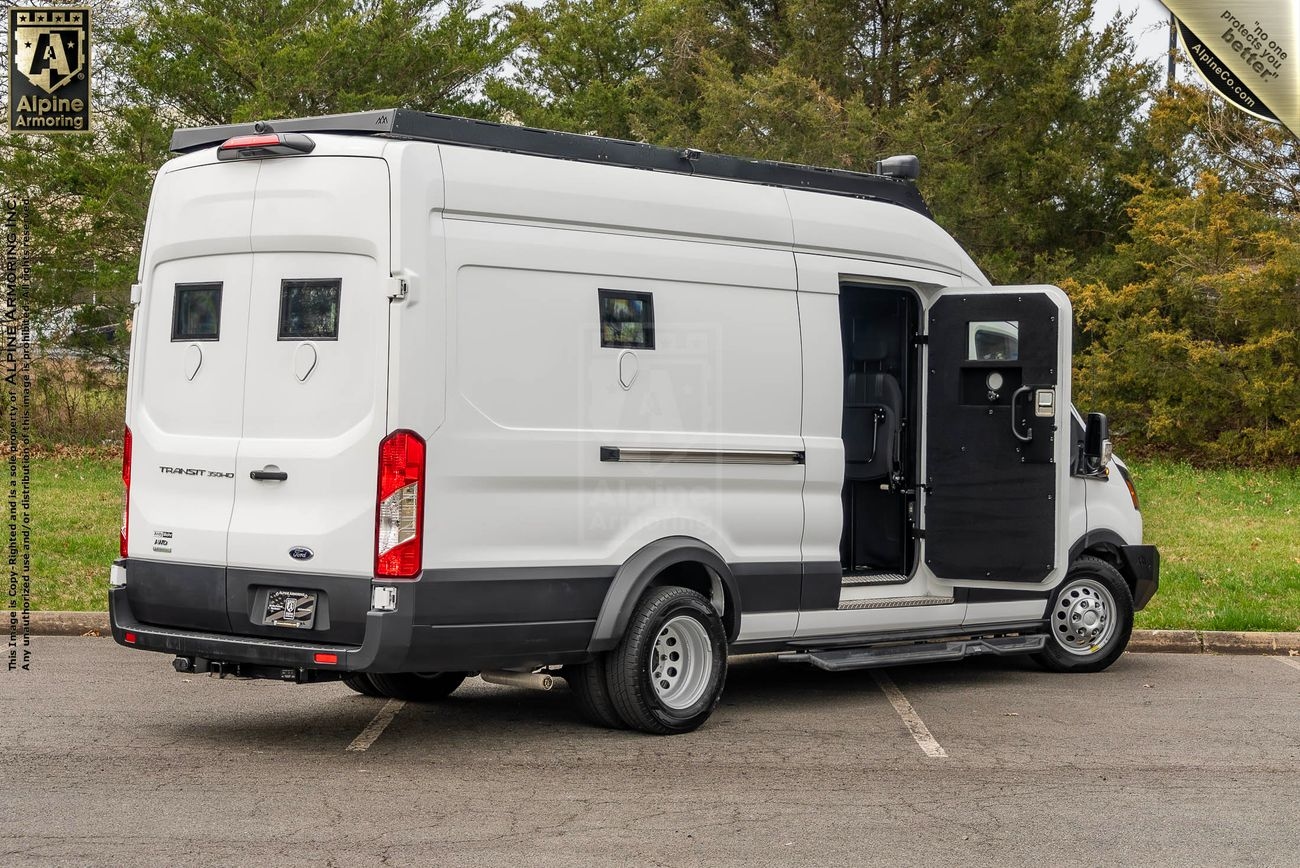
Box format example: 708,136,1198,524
779,634,1047,672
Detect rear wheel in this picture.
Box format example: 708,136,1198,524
341,674,383,697
565,654,626,729
365,672,467,701
606,586,727,735
1033,556,1134,673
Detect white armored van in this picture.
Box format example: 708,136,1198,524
110,110,1158,734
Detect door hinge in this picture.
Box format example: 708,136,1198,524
385,277,408,300
130,283,142,305
911,334,928,346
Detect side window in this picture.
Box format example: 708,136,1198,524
599,289,655,349
279,278,341,340
967,320,1019,361
172,282,223,341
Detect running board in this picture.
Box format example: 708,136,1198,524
779,634,1047,672
841,572,911,587
838,595,952,611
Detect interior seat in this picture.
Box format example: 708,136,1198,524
843,334,902,482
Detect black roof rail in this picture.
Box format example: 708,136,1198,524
170,109,932,218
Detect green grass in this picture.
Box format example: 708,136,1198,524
30,455,122,611
1130,460,1300,632
20,456,1300,631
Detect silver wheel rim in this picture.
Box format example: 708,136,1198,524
649,615,713,710
1051,578,1118,656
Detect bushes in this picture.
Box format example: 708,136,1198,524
17,358,125,449
1068,172,1300,464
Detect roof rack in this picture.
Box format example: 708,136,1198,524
170,109,932,218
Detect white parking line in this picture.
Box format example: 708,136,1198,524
1274,656,1300,673
346,699,405,752
871,670,948,758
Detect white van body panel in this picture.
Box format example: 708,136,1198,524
381,140,447,438
128,162,259,566
440,147,794,247
1085,457,1143,545
785,189,986,281
429,209,804,571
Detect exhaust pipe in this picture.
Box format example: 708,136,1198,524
480,670,555,691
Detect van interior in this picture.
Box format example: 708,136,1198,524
838,284,921,579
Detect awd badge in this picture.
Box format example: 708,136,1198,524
8,7,92,133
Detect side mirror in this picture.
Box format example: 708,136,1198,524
1080,412,1112,475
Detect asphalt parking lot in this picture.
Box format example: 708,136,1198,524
4,638,1299,866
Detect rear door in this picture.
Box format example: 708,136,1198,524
227,250,391,575
126,161,260,631
922,286,1071,583
225,156,392,580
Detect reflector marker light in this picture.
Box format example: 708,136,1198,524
124,632,137,644
314,653,338,665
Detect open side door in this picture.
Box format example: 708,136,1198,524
922,286,1071,584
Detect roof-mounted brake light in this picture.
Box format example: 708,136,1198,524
217,132,315,160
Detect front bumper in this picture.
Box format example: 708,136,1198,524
1119,544,1160,611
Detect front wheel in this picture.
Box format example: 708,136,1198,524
365,672,467,701
606,585,728,735
1033,556,1134,673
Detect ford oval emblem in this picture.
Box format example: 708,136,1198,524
289,546,314,561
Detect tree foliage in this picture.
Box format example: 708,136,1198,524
491,0,1157,283
0,0,1295,461
1070,172,1300,462
111,0,508,125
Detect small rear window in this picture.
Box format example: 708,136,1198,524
279,279,341,341
172,283,223,341
599,289,655,349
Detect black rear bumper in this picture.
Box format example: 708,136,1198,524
109,559,604,674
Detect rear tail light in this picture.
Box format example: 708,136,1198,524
375,430,425,578
120,426,132,558
217,132,315,160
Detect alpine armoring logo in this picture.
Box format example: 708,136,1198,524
7,7,92,133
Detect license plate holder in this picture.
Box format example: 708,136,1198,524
263,590,318,630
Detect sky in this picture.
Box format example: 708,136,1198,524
1093,0,1177,68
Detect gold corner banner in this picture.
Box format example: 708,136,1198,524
1163,0,1298,132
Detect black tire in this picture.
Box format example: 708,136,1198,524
606,585,727,735
565,655,627,729
341,674,384,697
1033,556,1134,673
365,672,467,701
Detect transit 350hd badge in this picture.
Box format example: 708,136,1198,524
8,7,91,133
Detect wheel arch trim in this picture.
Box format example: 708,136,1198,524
587,537,740,652
1067,529,1160,611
